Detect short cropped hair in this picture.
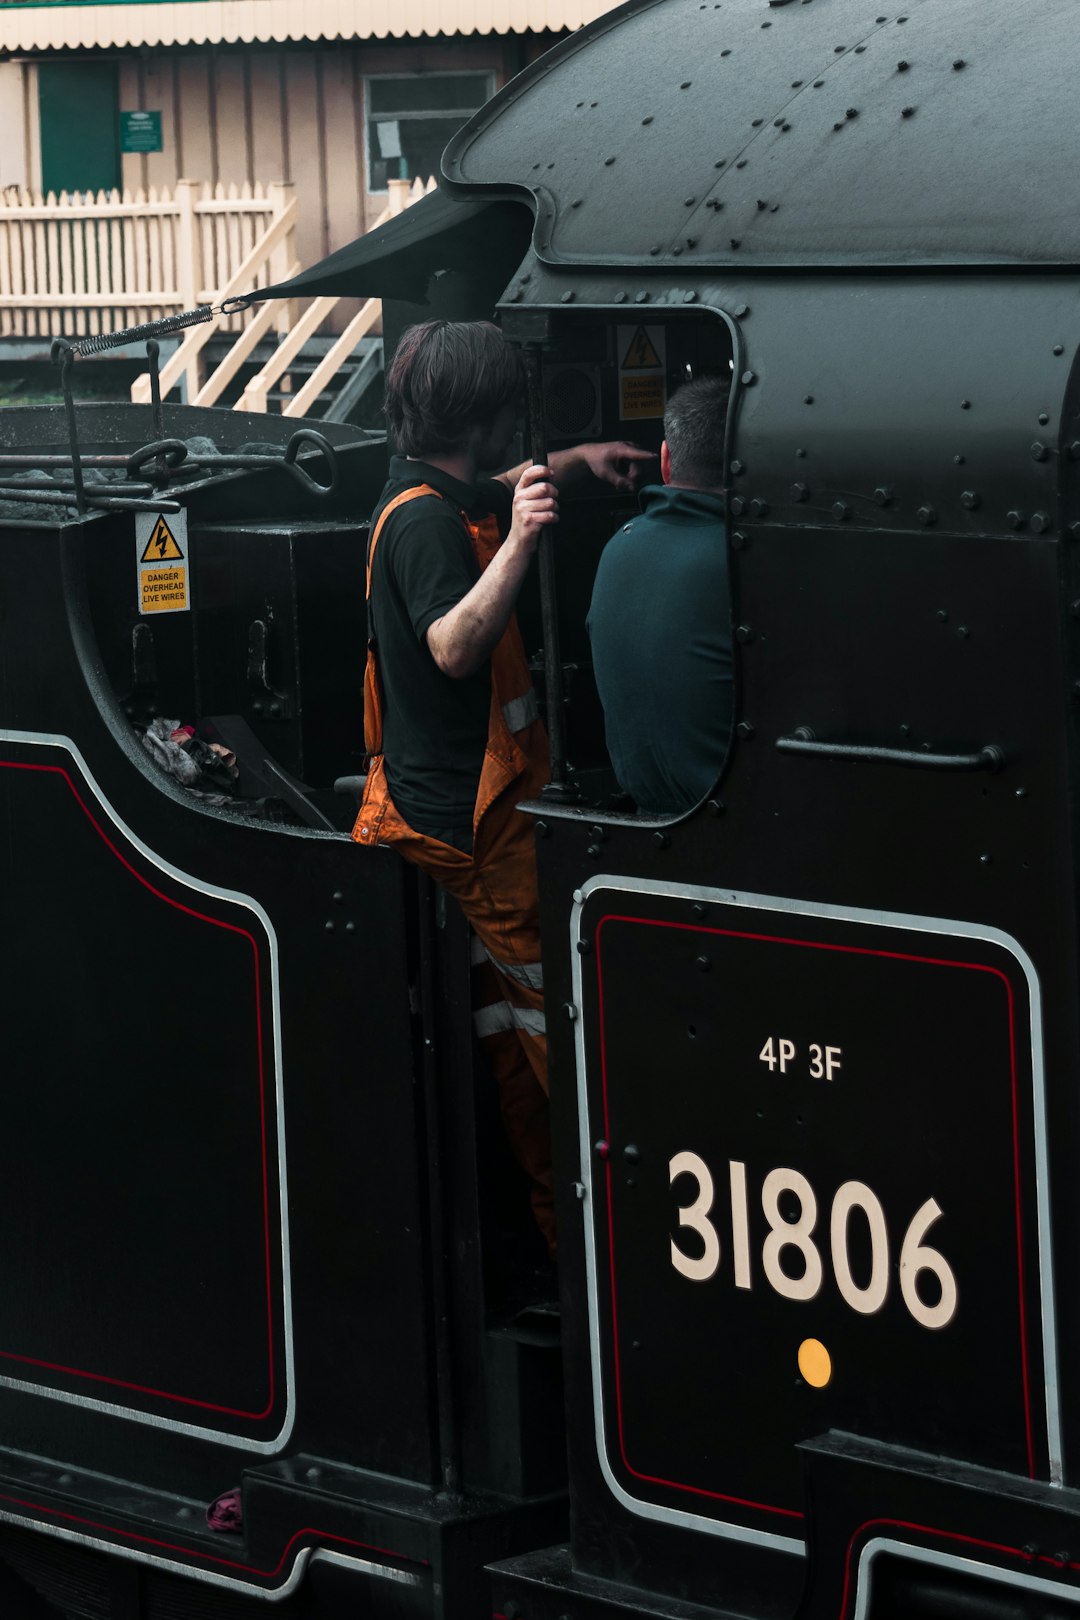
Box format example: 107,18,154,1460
663,376,730,489
383,320,523,457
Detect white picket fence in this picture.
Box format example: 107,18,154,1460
0,179,295,339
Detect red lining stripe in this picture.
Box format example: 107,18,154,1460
591,910,1036,1525
0,759,277,1423
0,1491,427,1581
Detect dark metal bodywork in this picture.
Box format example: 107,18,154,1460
476,264,1080,1620
434,0,1080,1615
3,0,1080,1616
444,0,1080,272
0,403,566,1620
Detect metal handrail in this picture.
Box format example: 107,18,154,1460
776,727,1003,772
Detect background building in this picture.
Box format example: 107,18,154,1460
0,0,610,277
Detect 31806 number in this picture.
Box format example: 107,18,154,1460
668,1152,958,1330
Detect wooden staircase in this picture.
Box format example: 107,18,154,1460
269,334,384,422
200,331,384,421
132,176,433,422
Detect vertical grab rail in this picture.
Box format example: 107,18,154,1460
523,345,579,802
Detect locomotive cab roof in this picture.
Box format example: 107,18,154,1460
441,0,1080,272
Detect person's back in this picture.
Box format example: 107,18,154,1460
587,376,734,816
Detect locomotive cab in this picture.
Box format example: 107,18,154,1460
504,303,736,814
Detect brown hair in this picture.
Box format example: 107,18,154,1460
383,320,523,457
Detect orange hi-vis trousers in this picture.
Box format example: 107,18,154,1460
353,485,555,1253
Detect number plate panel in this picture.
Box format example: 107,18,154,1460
572,879,1053,1547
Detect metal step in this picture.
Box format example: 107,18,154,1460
323,338,384,423
281,357,361,377
266,392,336,408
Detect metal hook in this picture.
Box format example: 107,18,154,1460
146,338,165,439
126,440,190,481
282,429,339,497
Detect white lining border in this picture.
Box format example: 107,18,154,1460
852,1537,1080,1619
569,874,1059,1554
0,729,296,1456
0,1505,424,1599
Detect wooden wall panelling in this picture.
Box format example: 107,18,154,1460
177,55,214,187
213,54,250,186
283,52,321,281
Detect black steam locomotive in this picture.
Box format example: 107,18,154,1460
1,0,1079,1616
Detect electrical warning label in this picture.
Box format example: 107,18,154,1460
140,514,185,563
136,509,190,614
621,328,663,370
617,325,667,420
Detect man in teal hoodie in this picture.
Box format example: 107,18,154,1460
587,375,734,816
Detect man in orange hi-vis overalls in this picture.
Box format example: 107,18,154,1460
353,321,653,1256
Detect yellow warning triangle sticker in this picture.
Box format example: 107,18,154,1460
140,515,184,563
621,326,663,370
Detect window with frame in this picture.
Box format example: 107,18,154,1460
366,73,494,193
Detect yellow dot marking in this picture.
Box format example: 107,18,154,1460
798,1338,832,1389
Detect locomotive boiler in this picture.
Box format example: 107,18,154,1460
0,0,1079,1618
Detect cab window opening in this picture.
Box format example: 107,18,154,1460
51,307,740,840
506,307,738,824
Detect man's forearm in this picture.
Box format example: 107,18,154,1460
547,446,596,491
496,440,654,498
495,447,589,496
426,536,534,679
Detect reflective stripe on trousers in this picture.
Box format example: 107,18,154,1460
470,931,544,993
474,1001,547,1039
471,955,554,1254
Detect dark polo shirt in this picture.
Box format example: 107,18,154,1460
368,455,512,847
587,483,734,816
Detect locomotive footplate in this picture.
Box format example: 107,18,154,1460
488,1436,1080,1620
489,1541,731,1620
0,1444,568,1618
797,1431,1080,1620
569,878,1057,1548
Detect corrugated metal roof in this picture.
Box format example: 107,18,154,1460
0,0,614,49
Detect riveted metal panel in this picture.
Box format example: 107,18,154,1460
446,0,1080,269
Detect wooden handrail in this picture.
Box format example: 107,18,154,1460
138,172,436,418
131,185,297,405
238,294,337,413
192,261,300,408
283,297,382,417
236,193,394,414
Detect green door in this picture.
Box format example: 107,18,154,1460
39,61,120,195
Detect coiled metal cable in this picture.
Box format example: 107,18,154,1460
68,305,214,358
